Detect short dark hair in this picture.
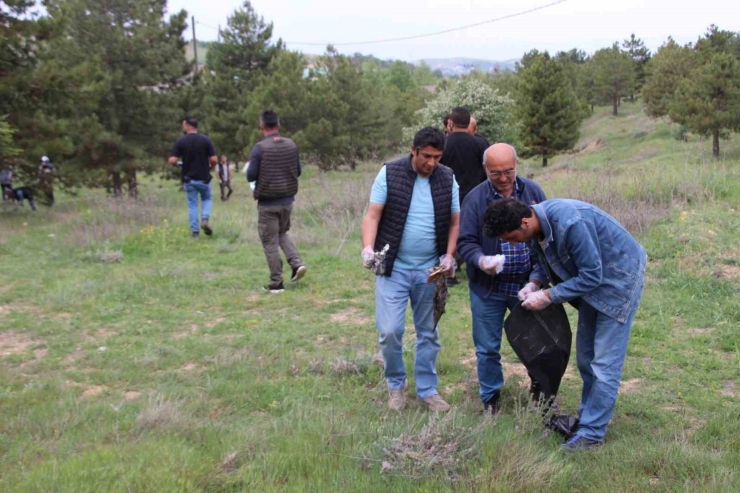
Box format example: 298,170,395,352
449,107,471,128
260,110,279,128
184,116,198,128
412,127,445,151
442,114,450,127
483,198,533,237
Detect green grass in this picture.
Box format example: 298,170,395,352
1,102,739,491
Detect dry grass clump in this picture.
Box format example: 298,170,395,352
136,394,186,431
382,411,483,481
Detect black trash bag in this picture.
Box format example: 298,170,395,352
503,301,572,403
546,414,580,438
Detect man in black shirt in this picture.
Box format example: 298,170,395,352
441,107,486,206
169,116,218,238
441,107,486,283
468,117,491,154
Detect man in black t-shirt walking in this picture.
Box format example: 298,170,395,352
169,116,218,238
441,107,486,206
441,107,487,284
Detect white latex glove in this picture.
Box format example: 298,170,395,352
362,246,375,269
439,254,456,276
522,290,552,311
518,282,540,301
478,254,505,275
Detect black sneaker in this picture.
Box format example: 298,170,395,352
291,265,308,282
201,218,212,236
263,283,285,294
191,231,200,239
483,392,500,416
560,434,604,452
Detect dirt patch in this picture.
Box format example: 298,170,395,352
329,308,371,325
62,347,85,367
81,385,106,398
501,357,530,389
619,378,642,395
33,348,48,359
580,139,605,153
124,391,142,401
0,332,44,357
205,317,227,328
177,362,205,373
714,265,740,282
720,380,737,398
687,327,713,335
0,302,43,316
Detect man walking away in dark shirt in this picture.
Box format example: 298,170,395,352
169,116,218,238
441,107,487,284
468,117,490,155
441,107,486,206
217,155,233,201
247,110,308,294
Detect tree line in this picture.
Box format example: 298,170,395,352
2,0,739,199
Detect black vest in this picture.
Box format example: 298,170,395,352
374,155,453,277
253,135,299,200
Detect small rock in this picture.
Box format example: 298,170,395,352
381,461,394,473
98,346,106,352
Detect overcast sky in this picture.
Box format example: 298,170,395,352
168,0,740,62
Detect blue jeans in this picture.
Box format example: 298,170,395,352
184,181,213,232
575,293,642,441
470,290,519,403
375,268,440,399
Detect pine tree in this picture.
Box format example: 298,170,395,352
592,43,636,116
642,38,696,118
668,27,740,157
37,0,190,196
621,34,651,100
201,1,283,161
514,50,581,167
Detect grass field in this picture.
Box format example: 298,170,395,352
1,102,739,491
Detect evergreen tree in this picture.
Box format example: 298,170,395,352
642,38,696,118
36,0,189,196
592,43,636,116
668,27,740,157
387,60,414,93
621,34,651,100
514,50,581,167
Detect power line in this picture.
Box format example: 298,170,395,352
196,21,219,31
284,0,569,47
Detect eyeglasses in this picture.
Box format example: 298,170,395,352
487,168,516,179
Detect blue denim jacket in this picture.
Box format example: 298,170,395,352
458,176,549,300
531,199,647,323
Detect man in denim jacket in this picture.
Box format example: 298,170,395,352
483,198,646,451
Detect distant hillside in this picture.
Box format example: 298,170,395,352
415,57,518,76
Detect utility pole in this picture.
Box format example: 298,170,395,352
217,24,222,43
191,16,198,76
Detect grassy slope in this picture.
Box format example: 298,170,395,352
0,102,738,491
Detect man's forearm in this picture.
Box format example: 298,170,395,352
446,214,460,256
361,217,380,249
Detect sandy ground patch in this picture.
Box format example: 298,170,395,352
619,378,642,395
0,331,44,357
720,380,737,398
329,308,371,325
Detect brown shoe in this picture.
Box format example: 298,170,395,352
420,394,451,412
388,388,405,411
